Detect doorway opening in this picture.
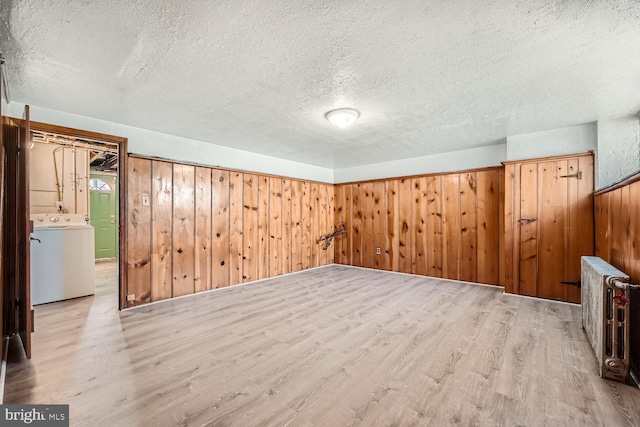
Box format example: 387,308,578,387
28,122,127,311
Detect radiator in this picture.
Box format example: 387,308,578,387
582,256,638,382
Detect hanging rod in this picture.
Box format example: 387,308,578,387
31,132,118,154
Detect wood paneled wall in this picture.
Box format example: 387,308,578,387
126,156,334,307
333,169,502,285
595,175,640,282
594,173,640,376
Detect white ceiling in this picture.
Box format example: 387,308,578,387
1,0,640,169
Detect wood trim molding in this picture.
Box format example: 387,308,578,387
594,171,640,196
502,151,594,166
119,145,128,310
29,121,127,144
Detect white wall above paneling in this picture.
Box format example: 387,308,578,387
506,123,597,162
6,103,334,183
10,102,638,187
334,143,507,183
596,116,640,190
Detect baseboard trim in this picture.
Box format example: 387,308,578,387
0,336,9,403
335,263,505,290
502,291,581,307
630,368,640,389
122,264,334,312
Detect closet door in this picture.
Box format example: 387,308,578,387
504,153,594,303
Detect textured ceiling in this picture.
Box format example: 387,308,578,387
1,0,640,169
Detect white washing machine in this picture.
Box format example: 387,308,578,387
30,214,96,305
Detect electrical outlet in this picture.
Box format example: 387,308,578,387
127,294,135,302
142,195,150,207
376,248,381,255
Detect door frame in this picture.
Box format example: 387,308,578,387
28,121,129,309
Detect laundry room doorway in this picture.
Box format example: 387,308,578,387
28,121,127,317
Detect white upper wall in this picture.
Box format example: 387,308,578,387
5,102,334,183
506,123,597,161
334,143,507,183
7,102,511,184
8,103,636,186
596,116,640,189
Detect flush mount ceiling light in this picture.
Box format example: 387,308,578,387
325,108,360,128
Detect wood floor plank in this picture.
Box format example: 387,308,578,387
6,263,640,427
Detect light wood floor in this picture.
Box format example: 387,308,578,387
5,264,640,426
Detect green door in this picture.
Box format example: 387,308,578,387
90,175,117,259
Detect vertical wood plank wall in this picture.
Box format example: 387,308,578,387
126,156,334,307
127,157,152,304
333,168,501,285
128,159,503,309
595,175,640,286
594,173,640,374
